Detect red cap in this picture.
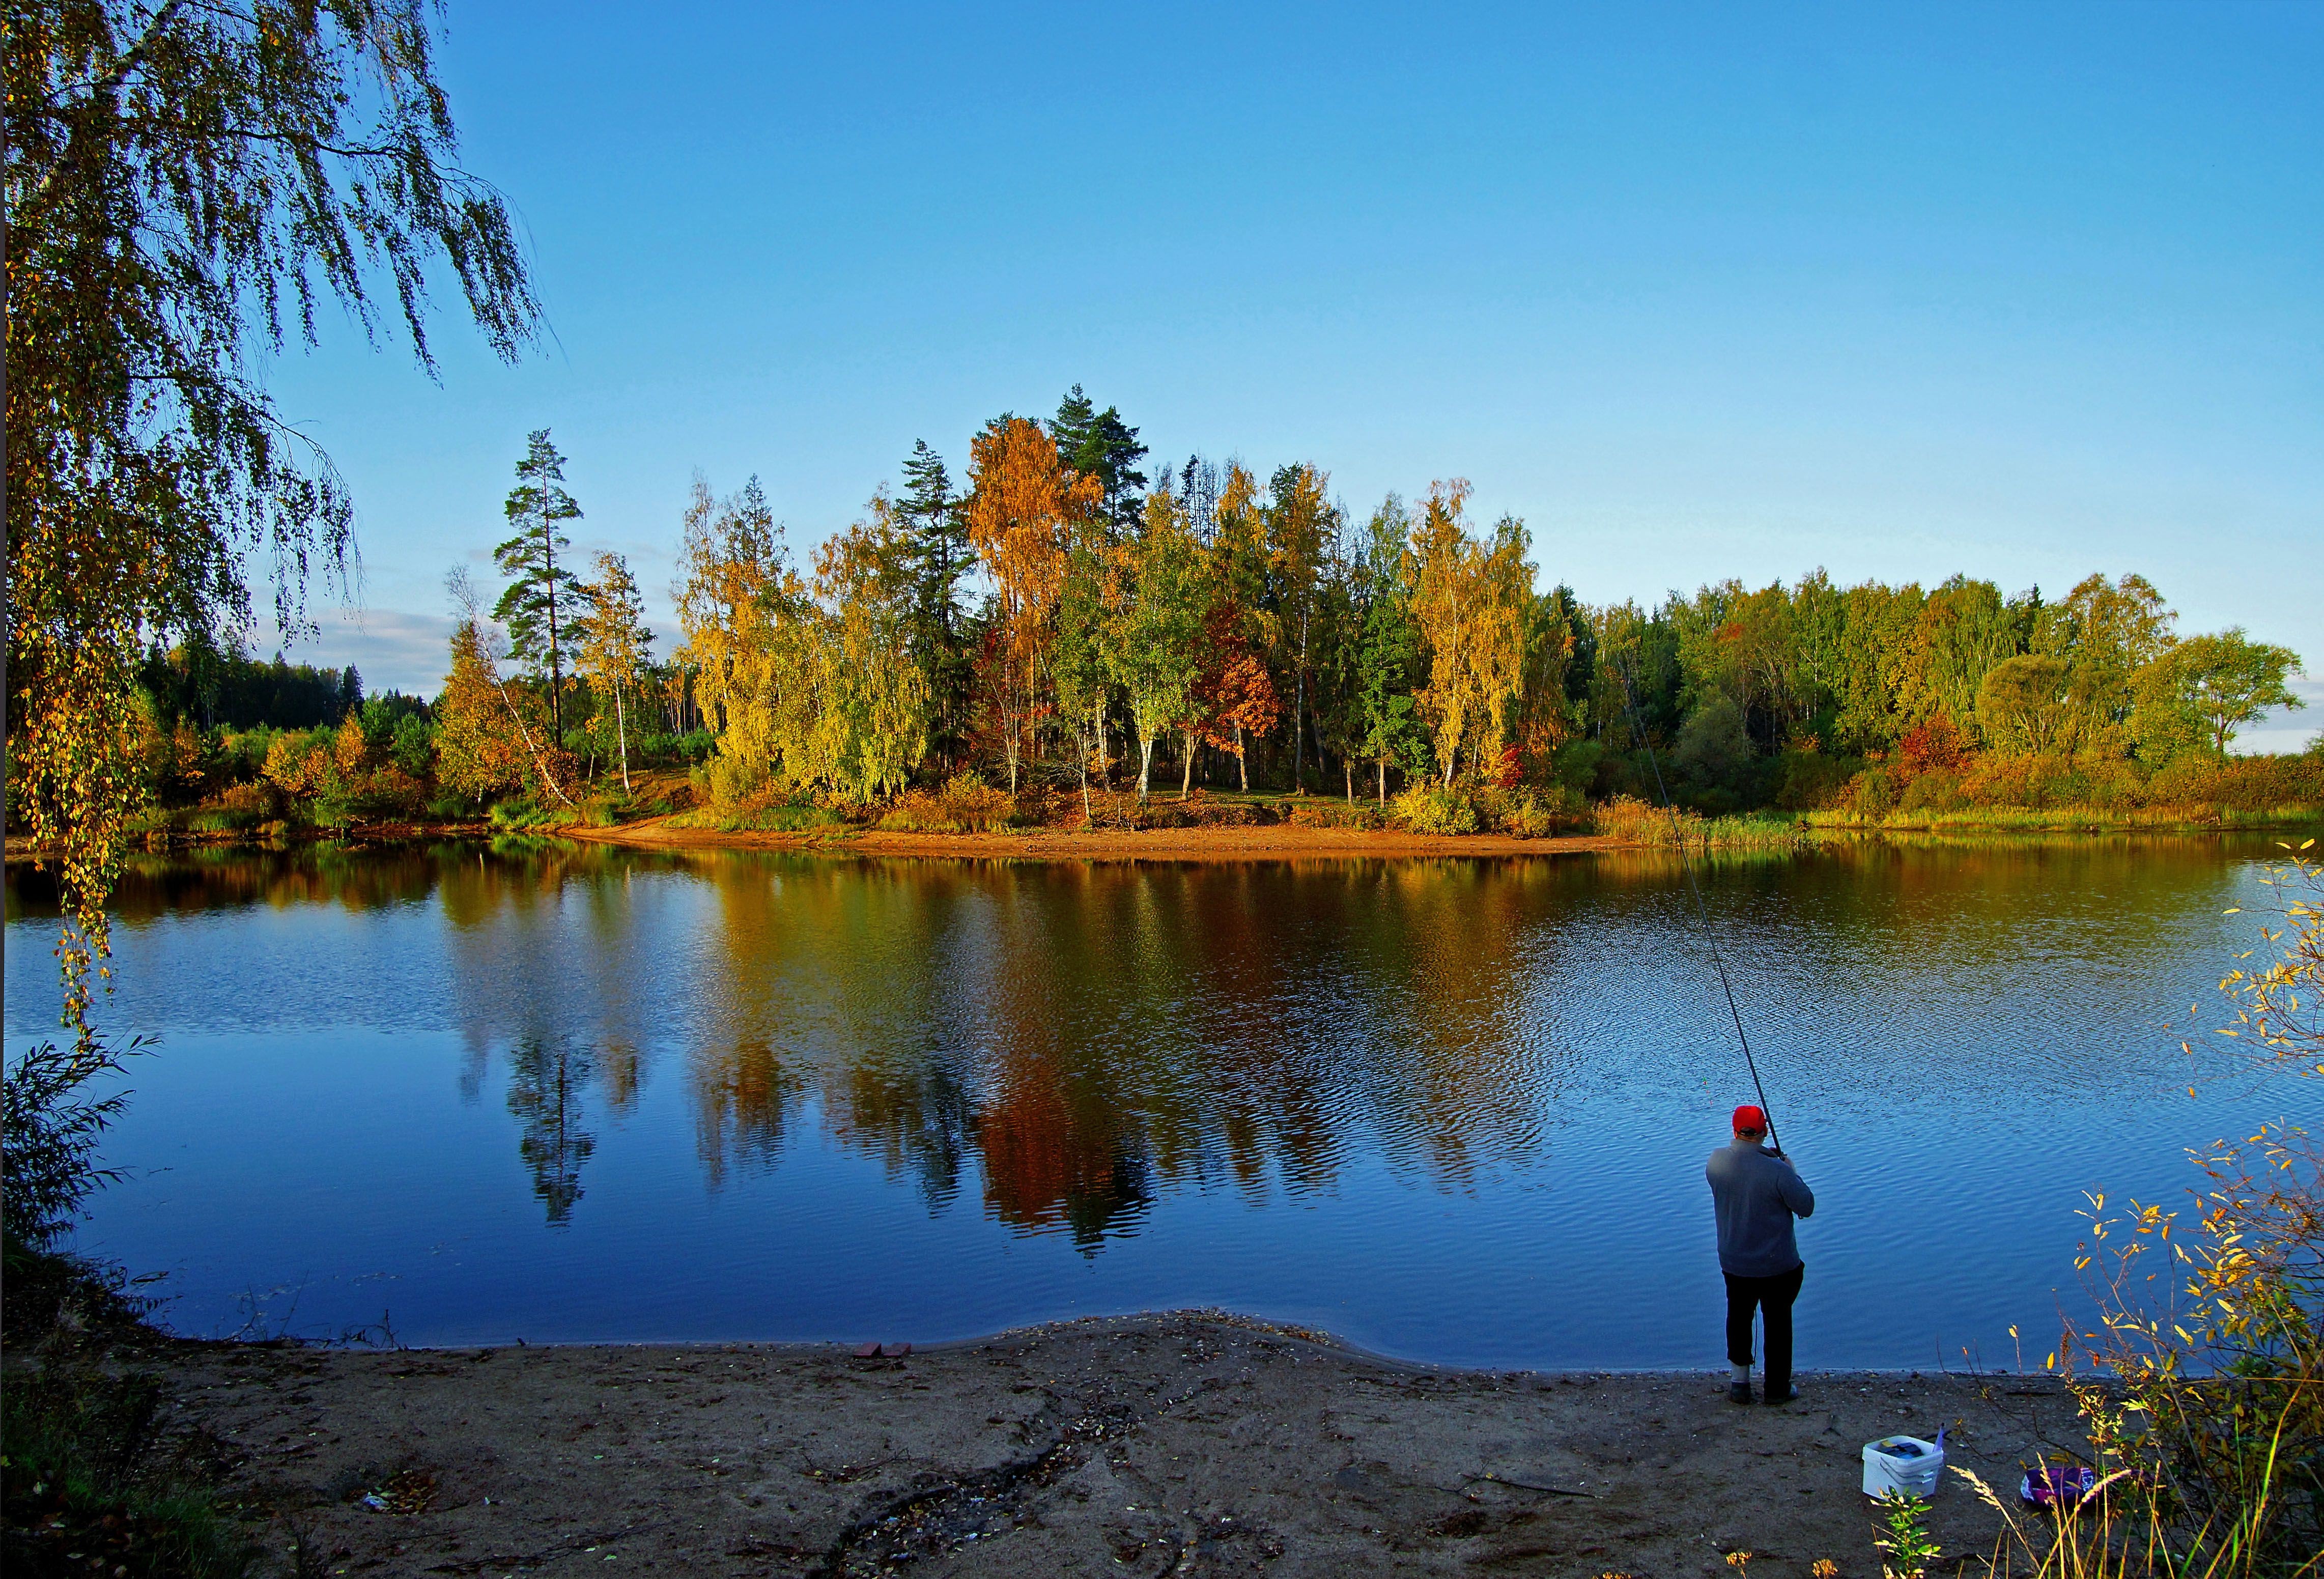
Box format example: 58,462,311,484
1732,1105,1767,1133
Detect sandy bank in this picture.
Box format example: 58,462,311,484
139,1312,2081,1577
563,817,1627,862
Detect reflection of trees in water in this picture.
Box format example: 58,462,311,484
675,856,1586,1244
690,1038,804,1188
128,836,2247,1240
506,1035,596,1224
825,1049,977,1213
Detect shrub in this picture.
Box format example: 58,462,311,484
2,1038,140,1257
1285,799,1382,830
1392,785,1480,835
880,772,1019,833
701,751,769,810
1496,786,1574,838
1594,794,1685,844
1551,740,1605,798
1850,767,1895,818
186,780,280,832
2,1341,259,1579
941,772,1017,832
1775,750,1856,810
1897,768,1964,813
876,789,954,832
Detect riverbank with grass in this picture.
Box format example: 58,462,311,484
6,1289,2084,1579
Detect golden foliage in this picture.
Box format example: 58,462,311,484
962,418,1101,787
1410,480,1528,785
434,619,534,803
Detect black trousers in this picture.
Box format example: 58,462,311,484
1724,1262,1805,1392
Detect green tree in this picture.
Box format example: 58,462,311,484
2049,572,2175,753
2147,630,2305,758
1830,580,1925,755
1264,463,1336,786
7,0,536,1044
1050,537,1113,820
492,430,585,747
1975,654,2074,756
574,551,654,792
1355,494,1427,800
1897,576,2023,742
896,441,974,772
1102,492,1206,798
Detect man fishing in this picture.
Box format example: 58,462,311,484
1707,1104,1813,1405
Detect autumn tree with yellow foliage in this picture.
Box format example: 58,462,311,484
1409,481,1529,786
6,0,535,1048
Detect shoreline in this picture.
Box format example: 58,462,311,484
72,1310,2084,1577
10,809,2309,868
560,815,1630,861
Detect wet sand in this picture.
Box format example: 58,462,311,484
146,1312,2082,1577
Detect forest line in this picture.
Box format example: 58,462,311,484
135,386,2314,839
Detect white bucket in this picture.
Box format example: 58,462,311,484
1862,1436,1944,1499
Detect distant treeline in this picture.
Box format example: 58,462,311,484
140,642,369,730
145,388,2316,831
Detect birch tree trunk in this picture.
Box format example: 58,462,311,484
615,681,631,791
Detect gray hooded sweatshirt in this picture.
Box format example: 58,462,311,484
1706,1137,1815,1278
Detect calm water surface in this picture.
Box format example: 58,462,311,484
7,837,2316,1369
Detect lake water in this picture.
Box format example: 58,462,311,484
7,836,2317,1370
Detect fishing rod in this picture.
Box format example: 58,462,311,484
1613,662,1782,1156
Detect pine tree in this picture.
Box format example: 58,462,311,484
492,430,585,746
898,441,975,768
900,440,968,641
1050,385,1097,469
1051,385,1148,533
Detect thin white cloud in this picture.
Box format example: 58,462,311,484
246,607,460,699
2230,674,2321,757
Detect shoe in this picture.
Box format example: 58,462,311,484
1728,1382,1754,1405
1762,1386,1797,1405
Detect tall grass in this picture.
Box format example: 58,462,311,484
1802,805,2319,836
663,801,843,833
1594,795,1808,849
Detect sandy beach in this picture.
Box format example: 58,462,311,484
122,1312,2083,1577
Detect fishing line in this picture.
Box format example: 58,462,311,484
1613,661,1782,1154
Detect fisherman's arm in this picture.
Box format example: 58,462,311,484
1779,1162,1815,1218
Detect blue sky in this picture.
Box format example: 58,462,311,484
265,2,2319,740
